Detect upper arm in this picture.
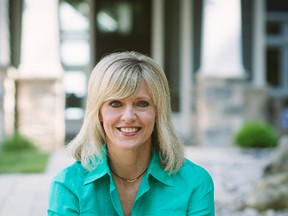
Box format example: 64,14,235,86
48,179,80,216
187,169,215,216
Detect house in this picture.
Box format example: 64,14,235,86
0,0,287,150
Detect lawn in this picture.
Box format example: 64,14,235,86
0,150,50,173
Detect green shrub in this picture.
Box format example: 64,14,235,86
0,132,50,173
0,150,49,173
0,132,36,152
234,122,278,148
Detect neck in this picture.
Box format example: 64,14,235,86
107,145,152,181
110,166,148,183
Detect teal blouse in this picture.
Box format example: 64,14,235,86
48,150,214,216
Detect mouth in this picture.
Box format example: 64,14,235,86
117,127,141,133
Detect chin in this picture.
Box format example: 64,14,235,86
114,141,150,150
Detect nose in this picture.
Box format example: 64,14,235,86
121,105,137,122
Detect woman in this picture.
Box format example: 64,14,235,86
48,51,214,215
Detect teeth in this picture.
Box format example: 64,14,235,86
120,128,138,133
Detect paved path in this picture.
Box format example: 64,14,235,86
0,146,277,216
0,149,74,216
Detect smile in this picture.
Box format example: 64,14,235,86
118,127,141,133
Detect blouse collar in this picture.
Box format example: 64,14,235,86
84,146,173,187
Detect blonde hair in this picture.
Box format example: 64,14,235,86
68,51,184,173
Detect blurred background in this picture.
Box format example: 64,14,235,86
0,0,288,215
1,0,288,149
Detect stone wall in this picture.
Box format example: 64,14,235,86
3,70,16,136
196,77,268,146
0,71,5,141
15,76,65,151
243,86,268,122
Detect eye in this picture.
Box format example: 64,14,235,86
109,100,122,108
136,100,149,107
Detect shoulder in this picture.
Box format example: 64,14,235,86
181,158,210,174
176,158,214,187
52,161,88,188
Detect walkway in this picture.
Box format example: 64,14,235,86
0,150,74,216
0,146,285,216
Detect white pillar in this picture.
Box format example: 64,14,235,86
198,0,245,78
152,0,164,68
16,0,65,151
253,0,266,87
0,0,10,68
0,0,10,141
196,0,247,146
179,0,193,139
19,0,63,76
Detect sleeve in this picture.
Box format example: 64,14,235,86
47,176,80,216
187,169,215,216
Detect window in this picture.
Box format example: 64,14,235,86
266,0,288,90
59,0,90,120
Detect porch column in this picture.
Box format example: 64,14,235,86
152,0,164,68
0,0,10,141
199,0,245,78
17,0,65,151
197,0,246,146
253,0,266,87
179,0,193,141
0,0,10,68
19,0,62,75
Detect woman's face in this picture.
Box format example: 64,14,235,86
100,80,156,150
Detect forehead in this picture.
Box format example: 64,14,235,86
115,80,153,101
103,78,152,101
133,80,151,97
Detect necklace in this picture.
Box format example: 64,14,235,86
110,168,148,183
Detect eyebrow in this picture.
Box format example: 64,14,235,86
105,94,152,102
133,96,152,100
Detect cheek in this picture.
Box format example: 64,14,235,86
101,116,115,137
142,112,156,129
100,107,112,121
100,109,119,128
